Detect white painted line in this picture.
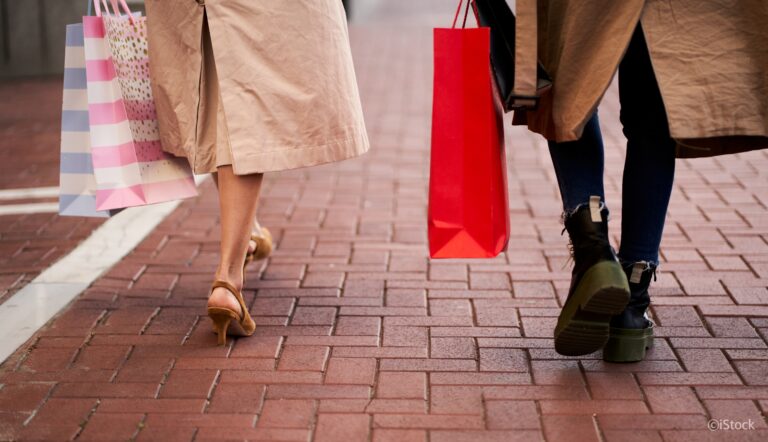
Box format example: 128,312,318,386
0,175,209,364
0,186,60,200
0,203,60,216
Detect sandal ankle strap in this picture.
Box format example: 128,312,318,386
211,280,248,321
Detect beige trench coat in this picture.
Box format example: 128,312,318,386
516,0,768,158
144,0,369,174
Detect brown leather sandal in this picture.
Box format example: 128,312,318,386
207,280,256,346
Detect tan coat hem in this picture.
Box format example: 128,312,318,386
229,128,370,175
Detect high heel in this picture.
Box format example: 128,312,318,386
207,280,256,346
244,227,273,268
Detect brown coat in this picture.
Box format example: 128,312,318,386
517,0,768,158
144,0,369,174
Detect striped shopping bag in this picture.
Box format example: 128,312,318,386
58,23,118,217
82,2,197,211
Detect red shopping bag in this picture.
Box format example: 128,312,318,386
428,0,509,259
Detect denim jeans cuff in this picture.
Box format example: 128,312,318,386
561,198,610,224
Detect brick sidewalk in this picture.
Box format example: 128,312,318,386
0,78,107,303
1,1,768,441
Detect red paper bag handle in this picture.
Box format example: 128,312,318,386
451,0,473,29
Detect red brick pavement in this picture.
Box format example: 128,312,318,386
1,1,768,440
0,77,106,303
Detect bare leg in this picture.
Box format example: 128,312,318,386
211,171,260,254
207,166,263,314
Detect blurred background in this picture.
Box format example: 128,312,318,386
0,0,355,78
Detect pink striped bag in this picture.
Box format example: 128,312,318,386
83,0,197,211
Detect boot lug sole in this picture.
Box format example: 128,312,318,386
554,261,630,356
603,324,655,362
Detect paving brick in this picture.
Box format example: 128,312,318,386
286,336,378,346
531,360,584,386
480,348,529,372
76,413,143,441
706,316,759,338
542,415,600,442
315,413,370,442
325,357,377,385
602,430,663,442
52,382,158,399
303,272,345,288
485,400,541,429
27,398,96,427
513,281,556,299
652,306,704,327
266,385,371,400
72,345,131,370
431,327,521,338
316,398,370,413
220,370,323,385
383,326,428,347
159,369,217,398
540,400,648,415
703,399,767,428
430,337,477,359
733,360,768,385
483,385,589,400
584,372,642,400
596,414,708,430
373,429,427,442
114,356,173,383
135,426,197,441
429,385,483,415
386,289,427,307
636,372,743,386
208,383,266,414
430,430,542,442
20,347,77,372
97,398,205,414
430,372,531,386
429,264,467,282
277,345,330,371
174,357,275,371
334,316,381,336
258,399,315,428
643,386,706,414
520,316,557,338
252,297,296,317
365,399,427,414
473,299,520,327
429,299,472,317
373,414,484,430
379,359,477,372
679,347,736,373
195,427,309,441
0,383,52,412
230,336,284,358
291,306,337,325
470,272,510,290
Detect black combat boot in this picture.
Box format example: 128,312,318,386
555,197,630,356
603,261,655,362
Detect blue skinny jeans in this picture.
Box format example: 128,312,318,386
547,26,676,266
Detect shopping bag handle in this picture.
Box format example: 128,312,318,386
452,0,473,29
93,0,135,24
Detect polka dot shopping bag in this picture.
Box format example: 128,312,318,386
82,0,198,211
